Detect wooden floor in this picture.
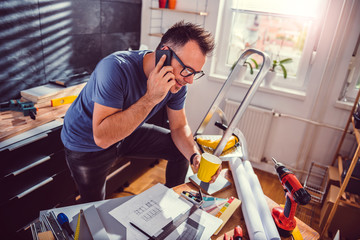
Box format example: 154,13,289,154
110,159,321,233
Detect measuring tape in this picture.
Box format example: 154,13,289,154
74,209,82,240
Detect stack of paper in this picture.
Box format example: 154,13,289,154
109,183,222,240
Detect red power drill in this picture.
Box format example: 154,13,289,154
271,157,311,237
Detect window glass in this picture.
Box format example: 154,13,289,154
340,35,360,102
212,0,324,89
227,12,312,79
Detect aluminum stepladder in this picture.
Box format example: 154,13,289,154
194,48,271,158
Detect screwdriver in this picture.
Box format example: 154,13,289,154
57,213,75,239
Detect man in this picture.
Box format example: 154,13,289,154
61,21,220,203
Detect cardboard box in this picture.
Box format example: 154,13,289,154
320,185,360,239
327,166,340,187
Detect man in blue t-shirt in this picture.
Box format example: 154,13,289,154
61,21,218,202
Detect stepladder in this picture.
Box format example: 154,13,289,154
194,48,271,159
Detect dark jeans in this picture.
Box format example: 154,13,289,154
64,123,189,203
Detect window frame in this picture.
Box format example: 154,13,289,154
209,0,325,91
340,35,360,102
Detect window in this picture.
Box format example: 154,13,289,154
339,34,360,102
211,0,325,90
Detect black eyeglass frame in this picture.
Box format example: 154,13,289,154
167,47,205,80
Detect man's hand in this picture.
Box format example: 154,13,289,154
191,153,221,184
209,164,222,184
191,154,201,171
146,55,175,105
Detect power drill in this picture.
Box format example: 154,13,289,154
271,157,311,237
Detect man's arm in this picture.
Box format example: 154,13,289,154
92,98,154,149
93,55,175,149
167,107,221,183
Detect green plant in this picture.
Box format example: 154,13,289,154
231,58,259,74
270,58,292,78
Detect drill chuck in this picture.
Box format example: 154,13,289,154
293,188,311,205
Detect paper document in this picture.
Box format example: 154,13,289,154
109,183,222,240
109,184,189,239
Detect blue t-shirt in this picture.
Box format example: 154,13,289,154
61,50,187,152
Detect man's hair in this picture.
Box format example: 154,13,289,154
156,21,215,56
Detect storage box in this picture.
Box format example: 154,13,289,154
320,185,360,239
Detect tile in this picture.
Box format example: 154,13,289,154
101,1,141,34
102,0,141,4
0,78,46,102
101,32,140,57
42,34,101,81
39,0,100,35
0,38,45,83
0,0,41,39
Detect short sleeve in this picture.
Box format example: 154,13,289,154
92,58,125,109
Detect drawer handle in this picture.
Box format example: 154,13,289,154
8,133,49,151
7,156,51,177
14,177,54,199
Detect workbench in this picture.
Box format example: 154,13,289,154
38,167,320,240
173,179,320,240
1,103,169,239
177,160,320,239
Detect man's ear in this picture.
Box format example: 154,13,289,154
161,45,169,50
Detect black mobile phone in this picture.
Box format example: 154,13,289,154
155,49,172,67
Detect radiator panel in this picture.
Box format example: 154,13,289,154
224,99,274,162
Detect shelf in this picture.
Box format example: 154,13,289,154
338,155,343,184
351,116,360,144
149,33,164,37
341,191,360,209
150,7,208,16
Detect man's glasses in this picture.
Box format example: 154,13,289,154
168,47,205,80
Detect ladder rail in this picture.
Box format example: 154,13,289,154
194,48,271,157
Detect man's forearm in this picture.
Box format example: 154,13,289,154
170,125,200,162
93,94,156,148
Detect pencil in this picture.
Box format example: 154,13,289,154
129,222,155,240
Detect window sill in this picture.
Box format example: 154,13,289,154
208,73,306,101
334,100,354,111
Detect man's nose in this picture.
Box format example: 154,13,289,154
184,75,194,84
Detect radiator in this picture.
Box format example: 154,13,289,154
224,99,274,162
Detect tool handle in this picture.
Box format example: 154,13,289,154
284,192,297,220
57,213,75,237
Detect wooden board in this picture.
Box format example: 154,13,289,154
0,104,70,142
20,82,86,103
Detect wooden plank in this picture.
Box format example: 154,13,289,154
20,82,86,103
0,104,70,142
337,156,343,185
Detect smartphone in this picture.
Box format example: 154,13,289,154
155,49,172,67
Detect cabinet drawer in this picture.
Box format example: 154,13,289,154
0,151,67,205
0,170,76,234
0,127,63,169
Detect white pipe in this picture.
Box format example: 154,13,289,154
229,157,267,240
243,160,281,240
232,131,280,239
275,112,348,132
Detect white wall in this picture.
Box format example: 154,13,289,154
141,0,360,179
